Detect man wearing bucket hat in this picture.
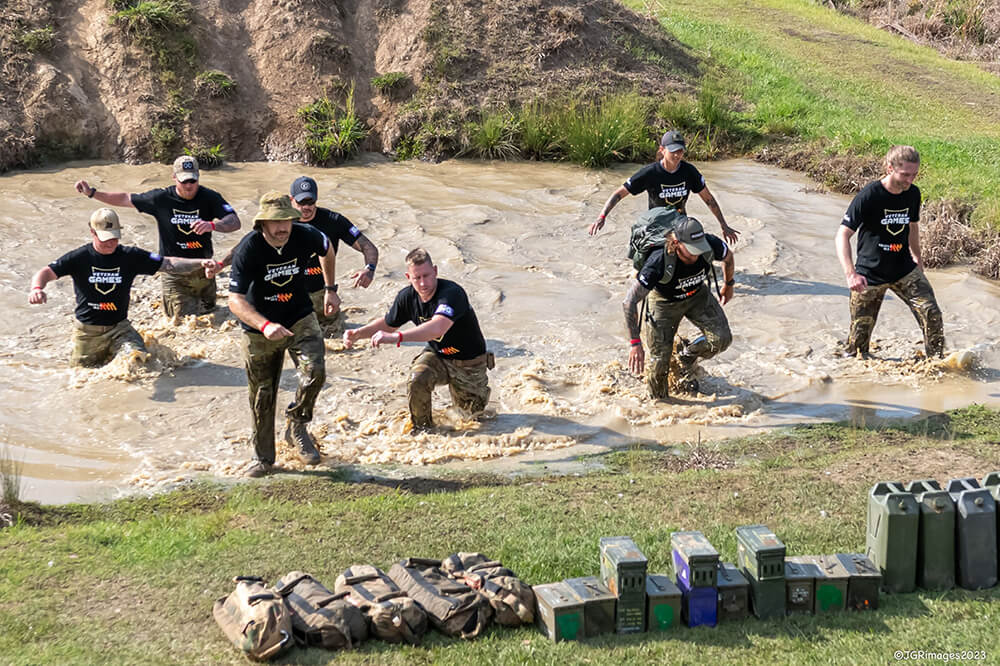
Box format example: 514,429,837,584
622,216,735,399
73,155,241,319
28,208,218,367
219,192,339,477
589,130,740,245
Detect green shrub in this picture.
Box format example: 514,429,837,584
558,93,654,167
0,445,24,507
111,0,190,38
183,143,225,169
16,27,56,53
371,71,409,94
150,123,178,162
194,70,237,98
298,85,368,164
394,135,424,161
518,102,560,160
464,108,520,160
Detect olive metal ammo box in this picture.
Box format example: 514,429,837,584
646,574,682,631
836,553,881,610
866,481,919,593
670,531,719,589
564,576,616,638
534,581,584,642
947,477,998,590
906,479,956,590
783,559,819,614
599,536,648,634
716,562,750,621
736,525,786,620
798,555,848,613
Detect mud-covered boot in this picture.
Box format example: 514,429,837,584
245,461,274,478
284,419,321,465
675,341,701,394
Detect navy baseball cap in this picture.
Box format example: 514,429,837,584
291,176,318,202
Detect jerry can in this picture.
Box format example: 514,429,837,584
948,478,998,590
906,479,955,590
866,481,918,592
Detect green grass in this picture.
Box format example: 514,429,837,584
149,122,178,162
0,445,23,506
183,143,225,169
2,406,999,663
464,108,520,160
15,26,56,53
110,0,190,38
298,85,368,164
371,71,409,94
194,69,237,97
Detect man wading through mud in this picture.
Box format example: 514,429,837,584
343,248,493,431
623,217,735,400
28,208,216,367
589,130,740,245
216,192,340,478
835,145,944,358
74,155,241,320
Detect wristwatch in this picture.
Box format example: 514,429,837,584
725,279,735,286
365,263,376,273
324,284,338,292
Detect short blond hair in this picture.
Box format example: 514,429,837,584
885,145,920,170
405,248,433,267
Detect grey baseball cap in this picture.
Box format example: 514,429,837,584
660,130,686,152
674,216,711,255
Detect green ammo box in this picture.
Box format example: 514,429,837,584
564,576,616,638
948,477,998,590
906,479,955,590
670,531,719,589
646,574,682,631
736,525,786,620
836,553,881,610
866,481,918,593
783,559,819,615
799,555,848,613
716,562,750,621
534,581,584,642
599,536,648,634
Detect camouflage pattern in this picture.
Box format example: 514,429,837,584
309,288,346,336
241,313,325,464
161,269,216,318
71,319,146,367
408,349,490,428
644,286,732,399
847,267,944,357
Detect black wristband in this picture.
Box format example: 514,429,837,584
324,284,338,292
88,186,96,198
725,279,735,286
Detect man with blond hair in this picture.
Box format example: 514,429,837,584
835,145,944,358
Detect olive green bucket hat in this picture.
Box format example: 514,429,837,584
253,191,300,230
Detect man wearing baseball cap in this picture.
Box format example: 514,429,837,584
589,130,739,245
220,192,340,477
73,154,241,319
28,208,218,367
622,216,736,399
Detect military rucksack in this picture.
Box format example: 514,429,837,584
213,576,293,662
273,571,368,650
441,552,535,626
628,206,686,272
334,564,429,645
388,557,493,639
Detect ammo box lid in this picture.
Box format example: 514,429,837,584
646,574,681,598
837,553,881,580
534,581,584,611
670,531,719,563
600,537,648,567
716,562,748,589
784,559,821,581
804,555,850,582
735,525,786,557
564,576,616,603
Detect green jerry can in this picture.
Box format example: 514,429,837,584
947,477,998,590
790,555,845,613
646,574,682,632
534,581,584,642
716,562,750,621
866,481,918,593
599,536,648,633
736,525,786,620
564,576,616,638
670,531,719,589
783,559,819,614
981,472,1000,586
836,553,881,610
905,479,955,590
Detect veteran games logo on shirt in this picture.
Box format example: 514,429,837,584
264,260,300,286
88,266,123,295
171,209,201,234
658,183,689,205
880,208,910,236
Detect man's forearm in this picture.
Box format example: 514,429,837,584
356,235,378,267
909,222,922,267
622,281,650,340
702,190,727,226
319,249,337,287
835,227,856,276
212,212,241,233
160,256,207,274
722,255,735,283
600,190,625,218
228,293,267,330
93,190,134,208
354,316,394,340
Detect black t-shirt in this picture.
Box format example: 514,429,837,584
131,185,234,258
302,207,362,292
228,224,330,331
385,279,486,360
841,180,920,285
638,234,727,301
49,244,163,325
624,160,706,213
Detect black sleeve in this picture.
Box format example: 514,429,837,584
207,189,236,219
686,163,706,194
384,289,411,328
309,226,331,256
130,189,164,215
910,185,921,223
126,247,166,275
227,240,252,295
708,235,729,261
334,213,363,247
430,283,469,321
637,249,665,288
841,190,868,231
623,165,652,196
48,248,82,278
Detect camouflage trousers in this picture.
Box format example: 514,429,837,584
408,349,490,428
71,319,147,367
161,270,216,319
309,289,346,337
241,313,326,464
645,286,732,400
847,267,944,357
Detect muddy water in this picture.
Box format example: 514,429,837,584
2,157,998,503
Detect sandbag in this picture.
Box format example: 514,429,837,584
388,557,493,639
274,571,368,650
334,564,428,645
213,576,293,662
441,552,535,626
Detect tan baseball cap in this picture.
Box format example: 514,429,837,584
172,155,199,182
252,191,300,230
90,208,121,241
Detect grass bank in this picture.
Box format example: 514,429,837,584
2,405,1000,664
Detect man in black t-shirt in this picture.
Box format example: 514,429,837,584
622,217,735,399
589,131,740,244
73,155,241,319
221,192,340,477
835,145,944,358
28,208,216,367
344,248,492,430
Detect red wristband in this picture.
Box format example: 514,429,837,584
31,286,43,291
261,320,272,333
629,338,641,346
396,331,403,347
210,221,216,231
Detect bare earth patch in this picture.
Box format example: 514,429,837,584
824,446,991,487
